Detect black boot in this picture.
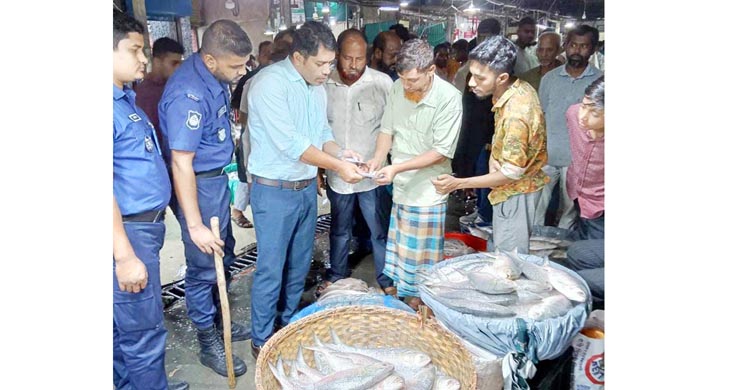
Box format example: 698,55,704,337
196,326,248,377
212,279,252,342
167,380,189,390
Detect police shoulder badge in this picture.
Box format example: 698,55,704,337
217,128,226,142
186,110,202,130
128,113,141,122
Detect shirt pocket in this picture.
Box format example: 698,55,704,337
354,102,382,127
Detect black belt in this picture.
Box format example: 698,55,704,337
195,167,225,179
122,209,166,223
252,175,315,191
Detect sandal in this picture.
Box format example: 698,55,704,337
231,213,253,228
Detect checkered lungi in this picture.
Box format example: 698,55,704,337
383,202,447,298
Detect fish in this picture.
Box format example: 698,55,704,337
315,331,431,379
271,361,395,390
317,289,369,303
519,260,551,284
515,289,547,304
296,345,324,381
425,285,518,305
530,241,558,251
425,288,516,317
462,270,517,294
549,249,568,259
546,267,587,302
483,251,523,280
530,236,562,244
404,364,436,390
432,372,460,390
305,346,382,372
528,294,573,320
369,375,406,390
514,278,553,294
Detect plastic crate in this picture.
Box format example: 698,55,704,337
445,232,487,258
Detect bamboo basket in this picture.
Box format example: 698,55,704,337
255,305,478,389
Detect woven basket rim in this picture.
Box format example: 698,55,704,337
254,305,478,390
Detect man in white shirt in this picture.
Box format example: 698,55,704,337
513,16,539,75
323,29,395,293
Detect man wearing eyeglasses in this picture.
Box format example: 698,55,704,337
367,39,463,310
245,21,365,357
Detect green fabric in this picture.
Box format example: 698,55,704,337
364,20,397,44
415,23,446,47
223,162,238,205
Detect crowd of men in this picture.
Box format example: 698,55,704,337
113,9,604,389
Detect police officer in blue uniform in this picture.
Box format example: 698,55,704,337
159,19,252,377
112,11,189,390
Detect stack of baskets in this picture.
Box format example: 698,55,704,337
255,305,478,389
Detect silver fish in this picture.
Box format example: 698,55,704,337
515,289,547,304
528,294,573,320
305,346,382,372
487,251,523,280
426,285,518,305
315,362,394,390
315,339,430,380
369,375,406,390
514,278,553,294
546,267,587,302
530,241,558,251
425,288,516,317
404,365,436,390
520,261,551,284
318,289,369,303
296,345,324,381
530,236,562,244
432,372,460,390
462,271,517,294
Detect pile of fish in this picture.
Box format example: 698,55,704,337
269,328,460,390
419,250,587,321
317,278,376,304
443,239,477,258
529,235,572,260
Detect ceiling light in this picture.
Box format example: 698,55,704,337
400,1,409,6
379,6,400,11
565,21,575,28
264,18,274,35
279,16,288,31
464,1,479,14
322,2,330,14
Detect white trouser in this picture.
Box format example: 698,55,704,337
533,165,578,229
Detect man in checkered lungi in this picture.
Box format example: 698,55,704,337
366,39,463,310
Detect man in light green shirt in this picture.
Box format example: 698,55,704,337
367,39,463,309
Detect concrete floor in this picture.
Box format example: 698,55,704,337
157,192,470,389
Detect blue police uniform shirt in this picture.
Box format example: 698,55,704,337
113,84,171,216
159,54,234,173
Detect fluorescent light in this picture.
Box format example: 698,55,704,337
400,1,409,6
565,21,575,28
379,6,400,11
464,1,479,14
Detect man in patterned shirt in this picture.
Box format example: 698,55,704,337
433,36,548,253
